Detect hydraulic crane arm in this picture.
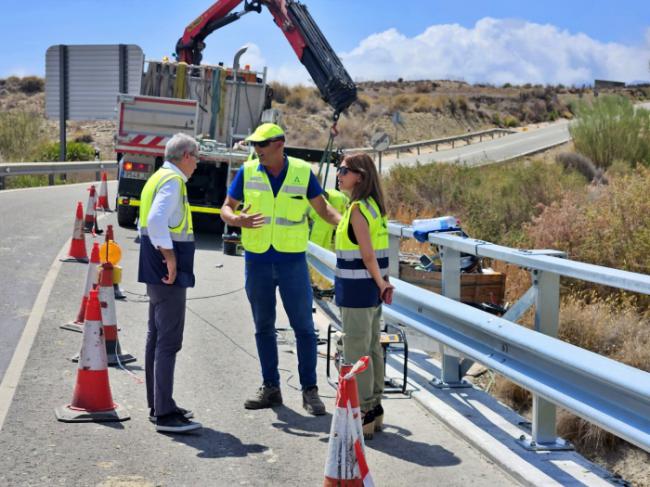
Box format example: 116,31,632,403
175,0,357,115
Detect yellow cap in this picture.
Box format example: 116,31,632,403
245,123,285,143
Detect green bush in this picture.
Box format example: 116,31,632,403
503,115,519,128
38,141,96,161
383,159,585,244
0,111,46,162
570,95,650,169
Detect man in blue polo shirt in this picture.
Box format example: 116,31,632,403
221,123,340,416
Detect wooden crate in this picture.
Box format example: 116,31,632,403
399,263,506,305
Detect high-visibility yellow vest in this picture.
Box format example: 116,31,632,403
309,188,348,250
139,168,193,240
138,166,195,287
241,157,311,253
334,196,389,307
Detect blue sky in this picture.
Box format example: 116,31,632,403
1,0,649,85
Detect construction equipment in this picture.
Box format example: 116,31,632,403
116,0,355,231
175,0,357,115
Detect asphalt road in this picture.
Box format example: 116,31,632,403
0,181,117,382
0,184,518,486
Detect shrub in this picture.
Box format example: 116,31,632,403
502,115,519,128
269,81,290,104
37,141,96,161
18,76,44,94
411,94,435,113
0,110,46,162
570,95,650,168
383,159,585,244
524,166,650,277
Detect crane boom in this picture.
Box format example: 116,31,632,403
175,0,357,115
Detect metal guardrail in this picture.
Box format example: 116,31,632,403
306,224,650,453
345,128,514,158
0,161,118,190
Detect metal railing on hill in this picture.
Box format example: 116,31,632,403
306,224,650,453
345,128,514,158
0,161,118,189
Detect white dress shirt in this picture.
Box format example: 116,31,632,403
139,161,188,250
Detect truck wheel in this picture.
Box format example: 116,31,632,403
117,204,138,228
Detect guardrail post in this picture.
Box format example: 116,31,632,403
432,246,470,388
520,269,570,450
388,227,400,279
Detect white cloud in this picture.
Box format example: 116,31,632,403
337,18,650,85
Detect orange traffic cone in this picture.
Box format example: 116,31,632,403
97,262,135,365
83,185,102,234
324,357,374,487
55,289,129,422
61,242,101,332
92,202,104,236
97,172,112,212
60,202,89,263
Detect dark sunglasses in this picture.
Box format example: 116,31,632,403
337,166,358,176
251,137,282,148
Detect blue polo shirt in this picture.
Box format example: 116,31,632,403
227,156,324,262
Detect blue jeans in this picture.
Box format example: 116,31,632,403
245,258,317,389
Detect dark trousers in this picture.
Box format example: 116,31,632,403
145,284,187,417
244,258,317,389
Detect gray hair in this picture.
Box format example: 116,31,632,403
165,133,199,163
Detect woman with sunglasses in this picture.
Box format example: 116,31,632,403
334,153,394,439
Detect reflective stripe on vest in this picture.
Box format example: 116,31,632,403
241,156,311,253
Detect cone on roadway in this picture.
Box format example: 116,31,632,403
323,357,374,487
103,225,126,300
97,262,135,365
55,289,129,422
60,202,89,263
83,185,103,235
97,172,112,211
61,242,101,332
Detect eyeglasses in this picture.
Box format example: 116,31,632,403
251,137,283,148
337,166,358,176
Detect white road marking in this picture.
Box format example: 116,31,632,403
0,241,68,430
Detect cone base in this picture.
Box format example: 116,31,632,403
55,403,130,423
60,321,84,333
71,352,136,366
60,257,89,264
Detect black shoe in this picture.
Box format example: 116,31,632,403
372,404,384,432
155,413,202,433
302,386,326,416
149,407,194,422
244,385,283,410
362,409,376,440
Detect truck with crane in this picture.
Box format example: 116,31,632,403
115,0,357,230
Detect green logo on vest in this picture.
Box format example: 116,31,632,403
294,176,301,183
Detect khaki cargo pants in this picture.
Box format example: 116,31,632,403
340,305,384,412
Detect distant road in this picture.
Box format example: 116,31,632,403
382,121,570,169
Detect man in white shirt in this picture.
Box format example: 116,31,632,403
138,133,201,434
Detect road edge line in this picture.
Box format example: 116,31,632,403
0,240,69,431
